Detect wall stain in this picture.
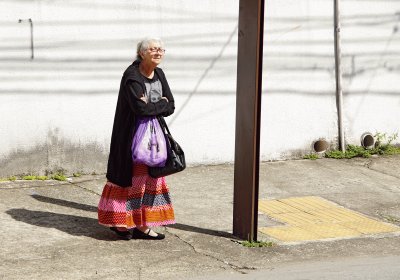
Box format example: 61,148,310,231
0,128,108,177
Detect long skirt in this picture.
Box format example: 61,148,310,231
98,164,175,228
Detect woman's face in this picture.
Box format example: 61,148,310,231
141,42,165,66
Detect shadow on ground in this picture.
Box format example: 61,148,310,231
6,194,233,240
168,223,233,238
31,194,98,212
5,208,115,241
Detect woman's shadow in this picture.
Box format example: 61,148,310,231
6,208,113,240
6,194,233,240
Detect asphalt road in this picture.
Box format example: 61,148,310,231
206,255,400,280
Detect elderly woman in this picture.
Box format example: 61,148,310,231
98,38,175,240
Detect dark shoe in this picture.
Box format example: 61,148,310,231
110,227,132,240
131,228,165,240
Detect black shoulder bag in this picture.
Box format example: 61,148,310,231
148,116,186,178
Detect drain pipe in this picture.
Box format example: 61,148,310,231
18,18,34,60
334,0,345,152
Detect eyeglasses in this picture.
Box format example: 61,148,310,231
148,47,166,54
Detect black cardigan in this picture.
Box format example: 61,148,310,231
106,61,175,187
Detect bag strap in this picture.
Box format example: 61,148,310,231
157,116,172,135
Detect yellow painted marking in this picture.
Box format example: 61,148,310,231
269,212,323,226
259,226,321,242
341,221,400,234
297,224,360,238
278,196,332,212
258,196,400,242
259,200,299,214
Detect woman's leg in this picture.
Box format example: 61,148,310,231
126,164,174,239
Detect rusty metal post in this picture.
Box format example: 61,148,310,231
233,0,265,241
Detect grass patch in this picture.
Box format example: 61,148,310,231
8,176,17,181
1,172,77,182
22,175,37,180
325,132,400,159
1,175,49,181
325,144,373,159
325,144,400,159
72,172,82,177
382,215,400,223
305,132,400,160
51,173,67,181
378,144,400,155
22,175,49,181
241,240,274,248
303,153,319,160
0,176,17,181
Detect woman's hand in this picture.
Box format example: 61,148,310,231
140,94,148,103
138,94,167,104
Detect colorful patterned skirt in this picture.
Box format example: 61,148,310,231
98,164,175,229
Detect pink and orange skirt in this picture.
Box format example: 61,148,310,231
98,164,175,229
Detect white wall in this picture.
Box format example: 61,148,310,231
0,0,399,175
340,1,400,143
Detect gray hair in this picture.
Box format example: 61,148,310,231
136,38,164,60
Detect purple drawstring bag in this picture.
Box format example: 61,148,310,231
131,117,167,167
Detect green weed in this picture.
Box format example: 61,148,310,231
383,215,400,223
241,240,274,248
22,175,36,180
51,173,67,181
303,154,319,160
325,132,400,159
20,175,49,181
325,145,373,159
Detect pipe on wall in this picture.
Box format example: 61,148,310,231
334,0,345,152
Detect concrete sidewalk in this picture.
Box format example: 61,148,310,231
1,156,400,279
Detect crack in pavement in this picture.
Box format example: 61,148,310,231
344,158,400,180
164,227,257,275
366,166,400,181
67,181,101,196
340,160,400,191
